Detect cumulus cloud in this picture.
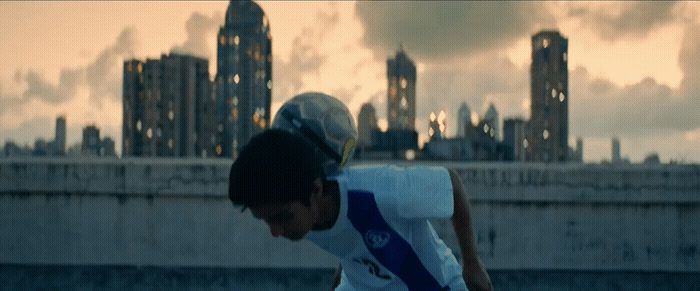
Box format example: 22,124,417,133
414,53,528,136
355,2,555,61
171,11,224,59
572,2,679,41
0,26,138,116
273,9,339,100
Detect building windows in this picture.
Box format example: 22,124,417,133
551,88,557,98
136,120,142,132
146,128,153,139
543,129,550,140
563,52,567,62
219,35,226,46
234,35,240,46
543,38,550,48
559,92,565,102
215,144,222,156
233,74,240,84
267,80,272,90
168,139,174,149
400,77,408,89
523,138,529,149
168,110,175,121
218,124,224,133
231,96,238,106
400,97,408,109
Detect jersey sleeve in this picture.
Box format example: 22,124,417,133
394,166,454,219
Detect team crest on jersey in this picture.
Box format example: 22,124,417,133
364,230,391,249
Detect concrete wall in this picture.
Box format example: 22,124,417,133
1,158,699,289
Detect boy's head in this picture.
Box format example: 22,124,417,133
228,129,325,240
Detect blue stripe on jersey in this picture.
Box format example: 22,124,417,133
347,190,448,291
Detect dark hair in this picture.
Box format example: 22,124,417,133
228,129,324,209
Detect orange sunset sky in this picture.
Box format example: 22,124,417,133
0,1,698,162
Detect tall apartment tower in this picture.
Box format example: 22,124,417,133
387,46,416,131
612,137,621,164
457,102,471,138
215,0,272,158
483,103,499,140
122,54,214,157
357,103,379,149
503,118,527,161
123,60,157,156
55,116,66,155
527,31,569,162
82,125,101,156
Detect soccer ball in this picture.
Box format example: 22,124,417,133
272,92,358,173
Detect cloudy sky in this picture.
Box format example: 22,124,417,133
0,1,698,163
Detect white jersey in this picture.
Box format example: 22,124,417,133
307,165,468,291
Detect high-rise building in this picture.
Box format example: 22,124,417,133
527,30,569,162
215,0,272,158
503,118,527,161
612,137,621,164
122,53,214,158
457,102,471,138
55,116,66,155
483,103,499,140
387,46,416,131
101,137,116,157
576,137,584,161
82,125,101,156
358,103,378,149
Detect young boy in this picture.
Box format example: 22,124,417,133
229,129,492,291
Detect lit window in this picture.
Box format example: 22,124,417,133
232,96,238,106
127,63,133,72
232,108,239,120
551,88,557,98
168,139,174,149
489,128,495,137
137,63,143,73
559,92,565,102
429,127,434,137
219,35,226,45
146,128,153,139
215,145,222,156
563,53,567,62
234,35,240,46
400,78,408,89
400,97,408,109
267,80,272,90
234,74,240,84
543,129,550,140
136,120,142,132
483,123,490,133
523,138,529,148
168,110,175,121
543,39,549,48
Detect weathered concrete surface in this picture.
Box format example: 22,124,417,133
1,158,699,289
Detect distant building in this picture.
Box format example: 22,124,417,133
215,0,272,158
32,139,49,156
357,103,379,150
123,53,214,158
612,137,621,164
428,111,445,141
483,103,499,141
82,126,101,156
503,118,527,161
101,137,116,157
457,102,471,138
643,152,661,165
3,141,31,157
54,116,66,155
576,137,584,162
527,30,569,162
387,46,416,131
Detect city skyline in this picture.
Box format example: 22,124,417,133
0,1,698,162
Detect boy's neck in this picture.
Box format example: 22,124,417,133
313,180,340,231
